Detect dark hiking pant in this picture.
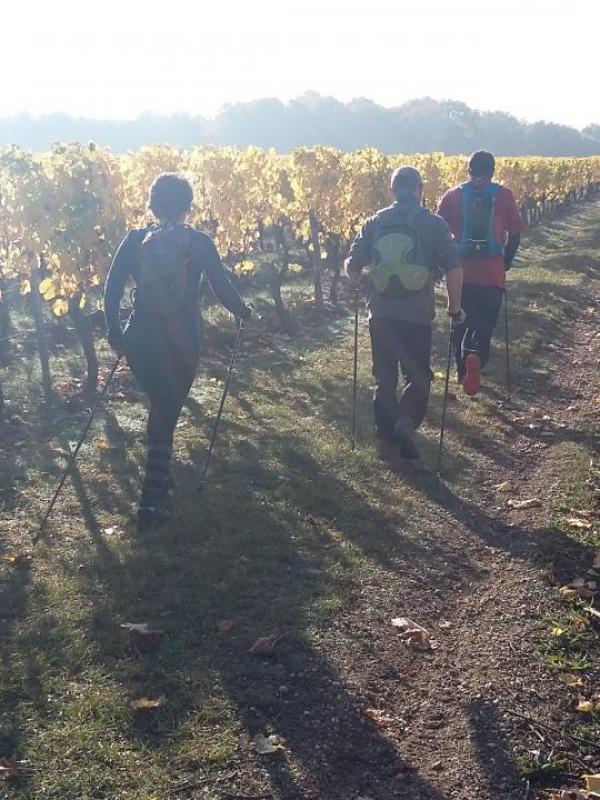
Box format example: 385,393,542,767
369,317,433,441
124,314,199,508
453,284,504,379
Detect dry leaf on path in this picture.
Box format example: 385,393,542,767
0,755,18,780
253,733,281,755
576,700,598,713
584,775,600,793
362,707,396,728
563,517,593,530
560,585,597,600
249,632,286,656
508,498,542,510
130,696,167,710
216,619,236,633
102,526,121,537
391,617,434,651
493,481,513,493
558,673,584,687
1,553,32,568
120,622,164,651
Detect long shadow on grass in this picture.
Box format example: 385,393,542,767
64,419,475,798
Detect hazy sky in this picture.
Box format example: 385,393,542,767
2,0,597,127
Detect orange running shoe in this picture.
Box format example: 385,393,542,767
462,353,481,396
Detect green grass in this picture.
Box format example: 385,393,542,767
2,203,600,798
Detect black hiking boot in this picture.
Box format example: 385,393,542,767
394,416,421,460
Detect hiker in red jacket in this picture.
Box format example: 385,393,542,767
438,151,522,395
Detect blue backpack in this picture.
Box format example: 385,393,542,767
458,182,504,258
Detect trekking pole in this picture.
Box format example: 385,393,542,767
34,356,122,543
351,288,360,451
504,288,512,408
436,321,454,479
199,317,244,489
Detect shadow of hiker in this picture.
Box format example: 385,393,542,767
468,698,524,799
401,475,595,585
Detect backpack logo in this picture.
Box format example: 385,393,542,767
366,210,430,297
137,225,191,316
459,183,504,258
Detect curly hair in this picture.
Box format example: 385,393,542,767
148,173,194,222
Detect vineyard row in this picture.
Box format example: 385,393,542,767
1,144,600,407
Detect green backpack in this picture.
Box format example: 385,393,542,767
365,205,430,297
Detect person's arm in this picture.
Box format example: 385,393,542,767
199,235,251,320
437,189,459,237
435,216,464,320
104,232,136,353
504,232,521,271
344,219,373,286
446,267,463,318
503,188,524,271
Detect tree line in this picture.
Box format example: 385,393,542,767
2,95,600,156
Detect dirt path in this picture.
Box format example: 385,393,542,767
310,212,600,800
2,205,600,800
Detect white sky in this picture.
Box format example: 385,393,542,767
1,0,597,128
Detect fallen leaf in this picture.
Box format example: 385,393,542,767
130,696,167,710
362,707,396,728
563,517,593,530
253,733,281,755
558,673,584,687
0,754,18,780
493,481,513,493
584,774,600,793
249,632,286,655
560,585,597,600
508,498,542,510
102,526,120,536
216,619,236,633
120,622,164,651
577,700,595,713
95,437,111,450
1,553,32,568
438,620,452,629
391,617,433,651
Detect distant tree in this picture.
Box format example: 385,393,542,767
0,95,598,156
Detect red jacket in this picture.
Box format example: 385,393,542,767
438,179,523,288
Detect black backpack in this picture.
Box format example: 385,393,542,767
136,224,192,316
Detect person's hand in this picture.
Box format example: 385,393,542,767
107,329,125,357
448,307,466,326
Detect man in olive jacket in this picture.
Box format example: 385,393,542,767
345,166,464,461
